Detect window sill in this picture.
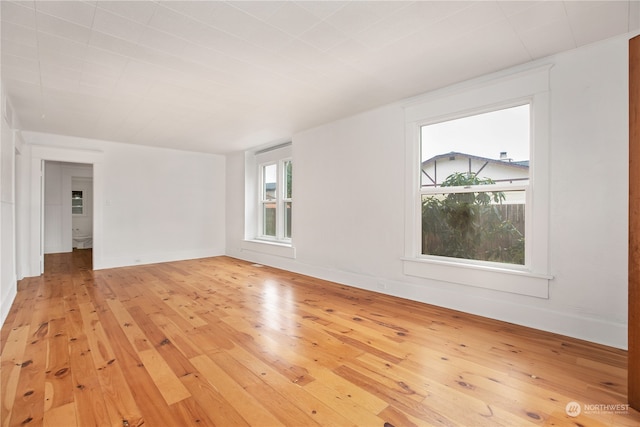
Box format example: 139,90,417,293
402,257,551,298
241,239,296,259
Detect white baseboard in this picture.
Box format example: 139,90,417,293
95,248,226,270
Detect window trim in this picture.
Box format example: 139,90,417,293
282,159,292,239
257,157,292,242
403,65,552,298
243,143,295,258
258,160,277,239
419,102,531,267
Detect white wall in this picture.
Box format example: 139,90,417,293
20,132,226,273
226,33,635,349
0,87,17,326
43,162,63,254
15,132,28,281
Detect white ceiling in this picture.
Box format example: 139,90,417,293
2,1,639,154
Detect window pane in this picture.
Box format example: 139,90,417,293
263,203,276,236
421,104,529,188
284,160,292,199
421,190,525,265
284,202,292,239
72,207,83,215
263,164,277,200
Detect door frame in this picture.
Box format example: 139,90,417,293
29,145,103,275
629,33,640,410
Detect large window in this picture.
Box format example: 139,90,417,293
259,158,292,241
403,65,551,298
420,104,529,265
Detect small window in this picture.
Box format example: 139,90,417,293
72,190,84,215
258,153,292,242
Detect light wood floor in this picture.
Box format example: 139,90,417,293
1,250,639,426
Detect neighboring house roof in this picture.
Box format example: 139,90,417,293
422,152,529,170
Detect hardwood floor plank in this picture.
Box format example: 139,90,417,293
88,296,180,426
104,299,152,353
186,323,234,354
68,334,111,427
211,317,316,386
126,304,196,379
236,328,389,415
43,317,73,412
355,349,564,423
77,302,143,425
169,397,219,427
147,313,203,360
219,344,356,426
222,347,357,426
146,282,208,328
207,349,321,426
0,325,29,426
3,252,640,426
332,364,458,427
137,349,191,406
378,405,424,427
179,370,251,427
43,402,77,427
189,354,285,427
301,376,388,426
77,302,115,368
7,302,53,427
4,279,39,335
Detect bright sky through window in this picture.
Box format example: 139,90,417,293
421,104,530,162
264,163,277,183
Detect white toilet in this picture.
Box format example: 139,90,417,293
72,229,93,249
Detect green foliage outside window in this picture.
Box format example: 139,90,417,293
285,160,292,199
422,172,525,264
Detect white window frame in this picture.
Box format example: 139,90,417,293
403,65,553,298
419,101,530,266
243,143,295,259
258,158,292,242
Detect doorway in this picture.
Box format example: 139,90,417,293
43,161,94,270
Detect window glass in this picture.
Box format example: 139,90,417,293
421,104,530,188
284,160,292,199
263,164,277,200
284,201,292,239
263,203,276,237
420,104,529,265
421,189,525,264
